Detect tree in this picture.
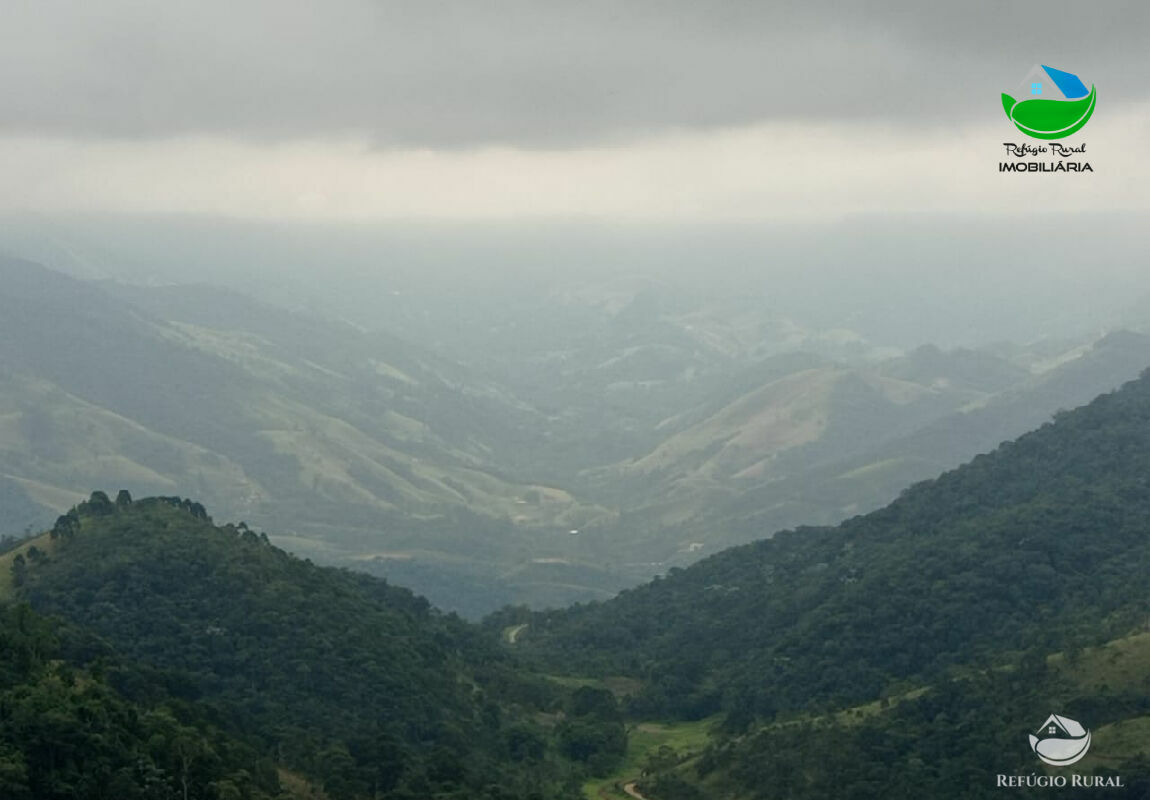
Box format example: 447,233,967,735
10,553,27,588
83,491,114,516
0,747,31,800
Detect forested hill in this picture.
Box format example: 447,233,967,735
0,602,287,799
2,494,622,800
516,369,1150,721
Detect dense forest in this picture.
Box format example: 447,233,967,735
5,371,1150,799
685,656,1150,799
501,370,1150,797
0,602,287,799
2,493,626,799
517,370,1150,718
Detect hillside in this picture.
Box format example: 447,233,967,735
583,331,1150,569
592,351,1008,509
500,370,1150,797
4,255,1148,616
614,335,1142,511
520,368,1150,721
0,601,294,800
626,631,1150,799
3,493,630,799
0,257,620,612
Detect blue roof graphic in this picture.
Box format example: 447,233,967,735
1041,65,1089,99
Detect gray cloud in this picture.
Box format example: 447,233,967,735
2,1,1148,147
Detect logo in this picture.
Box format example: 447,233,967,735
1029,714,1091,766
1001,65,1096,139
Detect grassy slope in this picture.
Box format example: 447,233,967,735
0,530,52,598
583,718,717,800
640,631,1150,797
591,333,1150,568
0,260,623,612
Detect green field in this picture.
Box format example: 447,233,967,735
583,717,718,800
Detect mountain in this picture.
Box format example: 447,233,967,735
8,380,1150,800
4,255,1148,617
1,493,628,799
524,368,1150,714
591,347,1019,508
510,369,1150,794
0,257,621,613
569,333,1150,572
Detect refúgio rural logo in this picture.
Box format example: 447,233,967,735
1029,713,1092,767
1001,65,1096,139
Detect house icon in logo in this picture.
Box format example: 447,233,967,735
1015,65,1090,103
1029,714,1091,766
1002,65,1096,139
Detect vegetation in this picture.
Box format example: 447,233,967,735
524,371,1150,717
581,717,716,800
4,492,628,799
0,603,283,799
641,631,1150,800
4,257,1147,616
511,370,1150,796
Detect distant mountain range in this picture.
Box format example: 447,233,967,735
0,256,618,611
2,255,1148,615
576,330,1150,569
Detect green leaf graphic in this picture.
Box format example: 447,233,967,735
1004,86,1096,140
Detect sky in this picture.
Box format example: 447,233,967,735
1,1,1149,222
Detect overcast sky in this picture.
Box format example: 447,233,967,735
1,1,1148,221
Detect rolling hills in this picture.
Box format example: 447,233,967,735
584,331,1150,567
3,254,1149,615
0,256,620,611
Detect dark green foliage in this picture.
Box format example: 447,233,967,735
0,604,279,800
694,656,1150,800
525,371,1150,723
10,553,27,587
79,491,114,516
554,687,626,776
11,496,584,799
640,772,706,800
517,371,1150,798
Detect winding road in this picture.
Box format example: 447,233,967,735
504,623,528,644
622,781,649,800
